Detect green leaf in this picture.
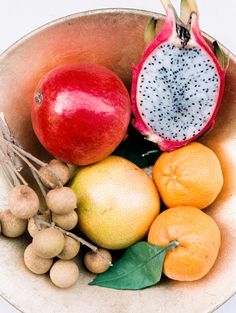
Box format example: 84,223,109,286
113,126,161,168
89,241,167,290
213,41,229,69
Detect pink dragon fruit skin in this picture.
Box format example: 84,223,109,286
131,0,226,151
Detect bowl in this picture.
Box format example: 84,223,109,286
0,8,235,313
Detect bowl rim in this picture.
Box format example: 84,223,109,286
0,8,235,61
0,7,235,313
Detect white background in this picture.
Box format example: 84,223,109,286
0,0,235,312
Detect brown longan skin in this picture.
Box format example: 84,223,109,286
84,248,112,274
39,159,70,189
66,163,77,178
50,260,79,288
0,209,27,238
58,236,80,260
46,187,77,215
24,244,53,274
8,185,39,219
52,210,78,230
32,227,65,258
27,214,49,238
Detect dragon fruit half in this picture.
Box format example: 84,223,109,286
131,0,227,151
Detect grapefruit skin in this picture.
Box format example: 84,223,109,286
70,156,160,250
31,63,131,165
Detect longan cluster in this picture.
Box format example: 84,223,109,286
0,124,112,289
25,227,80,288
25,159,81,288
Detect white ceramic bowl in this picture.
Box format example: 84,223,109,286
0,9,235,313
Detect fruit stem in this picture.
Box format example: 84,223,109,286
2,139,53,222
0,139,40,174
5,160,28,185
0,141,21,187
31,170,52,222
0,115,23,171
0,161,14,187
142,150,159,157
0,137,63,188
167,240,180,251
1,159,20,186
0,137,47,167
32,170,47,198
0,117,51,212
34,219,113,267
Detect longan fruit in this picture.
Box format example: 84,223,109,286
84,248,112,274
66,163,77,178
39,159,70,188
24,244,53,274
46,187,77,215
0,209,27,238
32,227,65,258
8,185,39,219
58,236,80,260
27,214,49,237
50,260,79,288
52,210,78,230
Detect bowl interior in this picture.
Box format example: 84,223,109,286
0,9,236,313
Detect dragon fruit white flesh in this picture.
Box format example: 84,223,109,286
131,0,226,151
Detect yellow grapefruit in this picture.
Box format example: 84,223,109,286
71,156,160,249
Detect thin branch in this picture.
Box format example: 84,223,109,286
0,137,63,187
0,134,20,187
0,130,62,190
0,161,14,187
4,162,20,186
35,219,113,266
6,160,28,185
0,137,47,167
142,150,159,157
0,142,20,187
31,171,52,223
0,114,23,170
5,143,41,175
0,122,50,218
35,219,99,252
0,143,15,187
31,170,47,198
0,122,48,196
